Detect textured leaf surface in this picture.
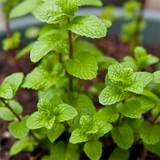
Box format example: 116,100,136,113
10,0,42,18
117,99,141,118
111,124,134,150
0,83,13,99
84,140,103,160
140,121,160,145
21,67,56,91
99,85,128,105
108,147,130,160
9,137,35,156
47,123,65,143
152,71,160,83
68,15,108,38
65,52,98,80
81,0,102,6
9,116,29,139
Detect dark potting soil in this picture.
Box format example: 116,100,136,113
0,36,160,160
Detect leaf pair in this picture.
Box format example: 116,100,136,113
27,98,77,129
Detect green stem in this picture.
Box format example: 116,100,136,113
151,112,160,125
116,113,121,126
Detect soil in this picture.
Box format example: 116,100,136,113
0,36,160,160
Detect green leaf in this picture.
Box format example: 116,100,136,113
30,34,67,63
54,104,78,122
10,0,42,18
0,83,13,99
2,72,24,98
152,71,160,83
94,105,119,123
99,84,128,105
84,140,103,160
50,141,79,160
68,15,108,38
0,0,7,4
140,121,160,145
69,128,92,143
21,67,56,91
144,142,160,157
108,147,130,160
81,0,102,6
132,72,153,87
0,100,23,121
47,123,65,143
9,116,30,139
16,42,35,60
137,96,155,113
33,0,67,24
65,52,98,80
117,99,141,119
124,81,143,94
68,94,96,129
27,112,55,129
73,40,103,58
111,124,134,150
9,137,35,156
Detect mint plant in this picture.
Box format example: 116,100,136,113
0,0,160,159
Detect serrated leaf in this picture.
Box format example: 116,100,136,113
9,116,30,139
68,15,108,38
54,104,78,122
84,140,103,160
65,52,98,80
30,34,67,63
73,40,103,58
68,94,96,129
33,0,67,24
27,112,55,129
94,105,119,123
123,56,138,71
16,42,34,60
0,100,23,121
0,83,13,99
21,67,56,91
132,72,153,87
2,72,24,98
111,124,134,150
10,0,42,18
124,81,143,94
50,141,79,160
137,96,155,113
108,147,130,160
99,84,128,105
81,0,102,7
152,71,160,83
140,121,160,145
117,99,141,118
47,123,65,143
9,137,35,156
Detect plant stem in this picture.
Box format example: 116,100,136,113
116,113,121,126
0,98,49,154
151,112,160,125
68,18,73,92
5,14,12,38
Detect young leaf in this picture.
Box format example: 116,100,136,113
33,0,67,24
140,121,160,145
47,123,65,143
30,34,67,63
0,100,23,121
68,15,109,38
8,116,30,139
2,72,24,97
111,124,134,150
0,83,13,99
10,0,42,18
116,99,142,119
99,84,128,105
84,140,103,160
54,104,78,122
108,147,130,160
132,72,153,87
9,137,35,156
81,0,102,7
65,52,98,80
21,67,56,91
